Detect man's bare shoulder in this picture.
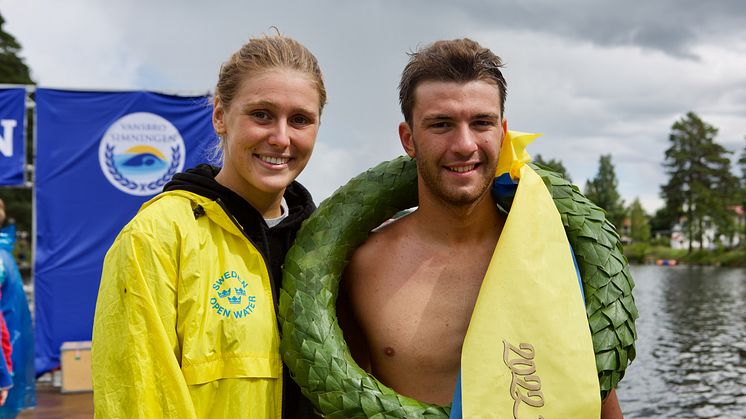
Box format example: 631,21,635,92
345,213,418,281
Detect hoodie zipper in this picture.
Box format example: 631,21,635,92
214,198,299,419
214,198,280,316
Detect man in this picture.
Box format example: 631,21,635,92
340,39,623,418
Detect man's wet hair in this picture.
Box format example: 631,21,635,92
398,38,507,125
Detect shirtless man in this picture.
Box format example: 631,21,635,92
340,39,623,418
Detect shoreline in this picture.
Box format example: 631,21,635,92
623,243,746,268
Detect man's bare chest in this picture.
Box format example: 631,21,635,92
360,251,491,367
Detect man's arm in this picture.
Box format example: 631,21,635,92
601,388,623,419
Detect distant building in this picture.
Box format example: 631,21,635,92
670,205,744,250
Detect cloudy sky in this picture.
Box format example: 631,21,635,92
2,0,745,212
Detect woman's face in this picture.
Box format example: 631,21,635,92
213,68,320,202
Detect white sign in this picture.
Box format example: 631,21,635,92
98,112,186,196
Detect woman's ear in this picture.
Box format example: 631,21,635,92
213,97,226,136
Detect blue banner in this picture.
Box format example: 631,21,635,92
0,88,26,186
34,89,216,373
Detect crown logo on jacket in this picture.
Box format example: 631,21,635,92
211,270,256,316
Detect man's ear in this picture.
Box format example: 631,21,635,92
213,97,226,136
399,122,416,158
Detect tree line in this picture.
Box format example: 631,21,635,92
537,112,746,254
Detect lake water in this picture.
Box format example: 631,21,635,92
617,265,746,418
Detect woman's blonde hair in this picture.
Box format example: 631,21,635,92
215,33,327,114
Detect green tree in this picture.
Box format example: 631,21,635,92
533,154,572,183
735,136,746,245
584,154,626,230
0,13,33,84
708,144,740,247
649,206,676,236
0,12,33,234
660,112,739,252
628,198,651,243
0,189,30,231
738,138,746,184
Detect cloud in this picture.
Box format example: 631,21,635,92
468,25,746,212
441,0,746,59
0,1,142,88
1,0,745,213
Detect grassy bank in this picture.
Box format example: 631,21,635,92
623,243,746,267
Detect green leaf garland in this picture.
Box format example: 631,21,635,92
280,157,637,417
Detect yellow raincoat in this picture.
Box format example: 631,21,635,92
92,191,282,419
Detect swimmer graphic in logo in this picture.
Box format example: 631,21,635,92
117,145,168,174
98,112,186,196
210,270,257,319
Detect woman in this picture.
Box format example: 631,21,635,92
92,34,325,418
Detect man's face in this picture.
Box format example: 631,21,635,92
399,79,506,207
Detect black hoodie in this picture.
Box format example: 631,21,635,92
164,164,318,418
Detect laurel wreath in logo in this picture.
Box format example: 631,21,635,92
146,146,182,191
104,145,138,191
105,145,181,193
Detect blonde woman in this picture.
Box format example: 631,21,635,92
93,34,325,418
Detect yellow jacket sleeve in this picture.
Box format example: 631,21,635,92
92,222,196,419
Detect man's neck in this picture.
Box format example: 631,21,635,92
411,190,503,246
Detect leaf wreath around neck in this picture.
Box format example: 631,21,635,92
279,156,638,418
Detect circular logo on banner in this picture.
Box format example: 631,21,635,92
98,112,186,196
